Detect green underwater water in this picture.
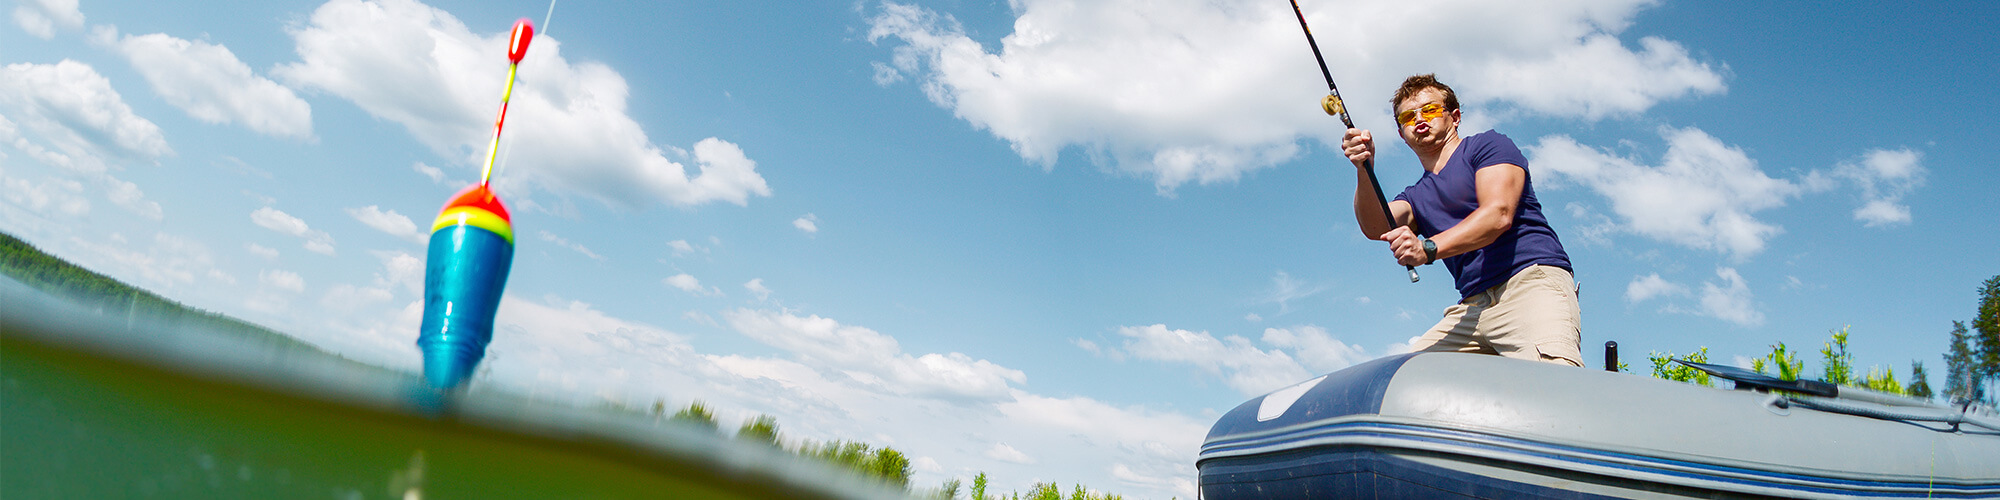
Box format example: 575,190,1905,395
0,281,906,500
1,334,778,499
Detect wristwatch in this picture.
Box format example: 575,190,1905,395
1421,237,1437,265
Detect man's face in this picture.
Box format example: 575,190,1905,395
1395,88,1459,149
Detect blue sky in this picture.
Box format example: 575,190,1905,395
4,0,1996,497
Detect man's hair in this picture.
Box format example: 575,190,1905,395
1391,74,1459,111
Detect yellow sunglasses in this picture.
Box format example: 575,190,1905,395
1395,103,1447,126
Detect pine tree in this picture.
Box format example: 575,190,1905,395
1975,276,1999,399
1945,321,1985,403
1906,361,1933,400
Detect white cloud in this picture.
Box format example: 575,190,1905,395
0,170,90,217
666,239,699,257
100,176,161,219
347,205,425,244
537,230,605,261
1530,127,1799,259
251,206,336,255
994,390,1206,498
0,60,173,220
793,213,819,233
723,308,1027,401
260,269,306,293
984,443,1035,465
1697,267,1763,327
1115,324,1311,396
413,161,446,183
66,232,222,293
107,31,313,138
1260,325,1368,375
1832,148,1924,227
664,273,721,297
0,60,171,174
11,0,82,39
744,278,772,301
1625,273,1687,303
274,0,770,209
866,0,1721,194
245,243,279,260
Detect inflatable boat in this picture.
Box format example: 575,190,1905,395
1197,352,2000,499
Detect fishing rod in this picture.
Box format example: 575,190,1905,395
1286,0,1418,283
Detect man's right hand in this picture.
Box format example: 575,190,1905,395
1342,128,1375,168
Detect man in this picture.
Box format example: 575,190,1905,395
1340,74,1582,367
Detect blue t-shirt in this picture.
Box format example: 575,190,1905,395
1393,130,1571,299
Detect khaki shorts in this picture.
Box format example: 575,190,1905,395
1410,265,1583,367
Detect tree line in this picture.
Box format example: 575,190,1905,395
1,230,335,356
648,400,1134,500
1648,274,2000,405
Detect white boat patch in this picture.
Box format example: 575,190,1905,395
1257,375,1327,422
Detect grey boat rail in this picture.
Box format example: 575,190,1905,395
1676,358,2000,435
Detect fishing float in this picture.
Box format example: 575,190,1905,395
416,18,534,390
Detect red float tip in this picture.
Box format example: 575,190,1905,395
507,19,534,64
443,184,512,222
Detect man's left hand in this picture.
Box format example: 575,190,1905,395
1383,226,1429,267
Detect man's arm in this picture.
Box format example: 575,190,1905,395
1424,163,1523,261
1342,128,1414,241
1354,170,1412,241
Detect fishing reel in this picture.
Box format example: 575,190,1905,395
1322,94,1344,116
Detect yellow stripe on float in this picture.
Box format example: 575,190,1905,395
431,206,515,245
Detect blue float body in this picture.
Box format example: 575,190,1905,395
417,225,513,389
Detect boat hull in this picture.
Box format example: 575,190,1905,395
1197,353,2000,499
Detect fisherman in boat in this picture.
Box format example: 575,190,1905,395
1339,74,1582,367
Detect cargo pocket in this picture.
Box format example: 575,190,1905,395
1535,341,1583,367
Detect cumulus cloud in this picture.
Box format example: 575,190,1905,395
664,272,721,297
1831,148,1924,227
0,60,171,173
260,269,306,293
105,31,313,138
744,278,772,301
274,0,770,209
0,170,90,217
12,0,82,39
665,239,702,257
1697,267,1762,327
1625,273,1687,303
1530,127,1799,259
246,242,279,259
793,213,819,234
723,308,1027,401
0,60,174,220
251,206,336,255
347,205,425,244
319,251,420,313
1260,325,1368,375
984,443,1035,465
65,232,226,293
1115,324,1312,396
866,0,1722,193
